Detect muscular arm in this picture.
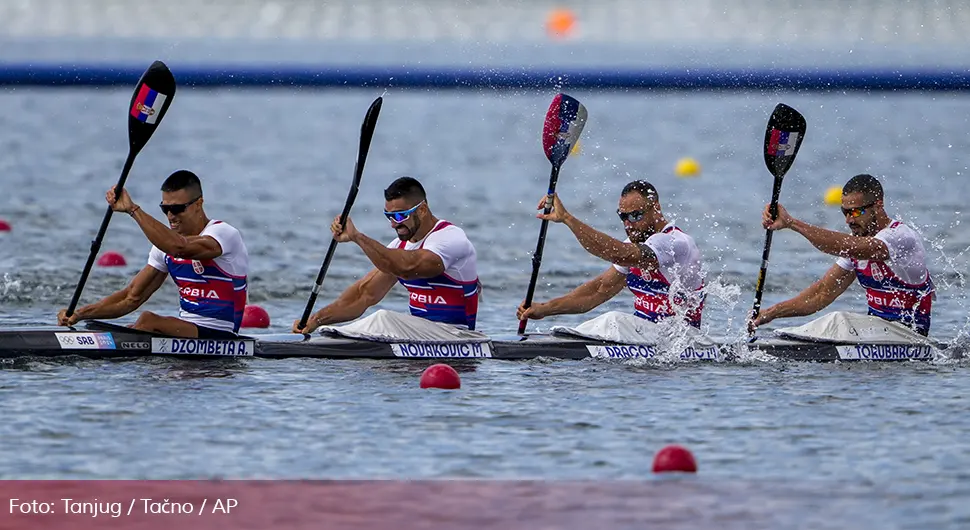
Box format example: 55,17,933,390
562,214,660,270
537,267,627,317
129,208,224,260
790,219,890,261
72,265,168,321
350,232,445,280
308,268,398,327
759,264,856,323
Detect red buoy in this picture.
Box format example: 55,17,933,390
420,364,461,389
96,251,127,267
0,219,10,232
652,445,697,473
241,305,270,328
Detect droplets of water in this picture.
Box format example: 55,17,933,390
1,273,22,298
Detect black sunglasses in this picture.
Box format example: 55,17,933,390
617,209,646,223
160,195,201,215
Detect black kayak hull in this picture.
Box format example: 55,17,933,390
0,321,946,363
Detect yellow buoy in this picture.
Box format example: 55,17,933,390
675,157,701,177
823,186,842,206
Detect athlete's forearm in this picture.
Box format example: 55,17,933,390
75,290,141,320
766,287,833,321
352,232,418,278
129,206,192,256
542,279,614,316
311,284,376,326
790,219,860,258
562,214,638,265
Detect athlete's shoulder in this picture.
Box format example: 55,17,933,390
878,220,922,243
204,220,241,235
430,220,472,242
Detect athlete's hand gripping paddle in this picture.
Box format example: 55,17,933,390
518,93,588,335
297,96,383,334
65,61,176,320
749,103,806,335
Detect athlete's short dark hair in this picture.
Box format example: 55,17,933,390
161,170,202,197
621,180,659,202
842,174,883,202
384,176,426,203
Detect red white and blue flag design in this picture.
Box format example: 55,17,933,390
130,84,167,125
767,129,798,156
541,93,585,168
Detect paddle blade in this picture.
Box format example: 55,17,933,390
350,96,383,194
542,93,588,168
763,103,806,179
127,61,176,155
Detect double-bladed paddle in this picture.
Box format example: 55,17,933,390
749,103,807,332
517,93,588,335
65,61,176,319
297,96,384,332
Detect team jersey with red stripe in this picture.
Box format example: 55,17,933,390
148,220,249,333
836,220,934,335
614,224,705,327
388,220,480,329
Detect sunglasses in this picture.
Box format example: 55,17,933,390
159,195,201,216
384,200,425,223
841,202,875,218
617,209,646,223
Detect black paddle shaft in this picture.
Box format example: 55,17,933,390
65,156,137,318
518,163,563,334
65,61,176,319
750,176,784,321
298,96,383,331
749,103,807,327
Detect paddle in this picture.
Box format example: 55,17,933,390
748,103,807,333
297,96,384,332
517,93,588,335
65,61,177,320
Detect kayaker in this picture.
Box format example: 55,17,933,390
293,176,481,333
750,173,935,335
516,180,706,327
57,170,249,338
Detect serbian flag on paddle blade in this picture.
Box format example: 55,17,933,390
768,129,798,156
130,84,167,125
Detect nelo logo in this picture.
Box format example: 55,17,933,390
410,292,447,305
180,287,219,298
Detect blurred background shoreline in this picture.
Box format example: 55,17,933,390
3,0,970,76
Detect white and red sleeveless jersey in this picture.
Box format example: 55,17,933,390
388,220,480,329
613,223,705,327
836,220,934,335
148,220,249,333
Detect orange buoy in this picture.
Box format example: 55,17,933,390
241,305,271,328
420,364,461,389
652,445,697,473
546,8,577,39
96,251,127,267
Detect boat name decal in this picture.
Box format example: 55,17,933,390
151,338,254,357
586,345,720,360
391,342,492,358
835,344,933,360
55,332,116,350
